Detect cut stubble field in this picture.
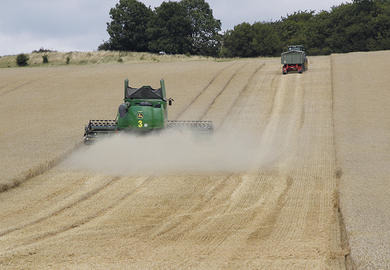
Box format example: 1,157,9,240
0,51,389,269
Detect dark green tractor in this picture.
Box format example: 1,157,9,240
281,45,308,74
84,79,213,143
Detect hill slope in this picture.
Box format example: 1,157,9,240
1,51,389,269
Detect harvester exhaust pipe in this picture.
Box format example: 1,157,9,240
160,79,166,98
124,79,129,98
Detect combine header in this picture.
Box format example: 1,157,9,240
281,45,308,74
84,79,213,143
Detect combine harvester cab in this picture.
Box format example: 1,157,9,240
84,79,213,144
281,45,308,74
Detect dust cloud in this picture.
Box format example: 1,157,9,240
62,129,279,176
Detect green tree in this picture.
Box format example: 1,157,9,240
180,0,222,56
221,23,255,57
251,22,282,56
305,11,332,55
147,1,192,54
373,1,390,50
275,11,314,47
103,0,153,51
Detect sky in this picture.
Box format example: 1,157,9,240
0,0,349,56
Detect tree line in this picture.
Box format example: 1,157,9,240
99,0,221,56
100,0,390,57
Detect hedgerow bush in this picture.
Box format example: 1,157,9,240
16,54,29,66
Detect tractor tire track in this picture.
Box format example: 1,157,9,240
0,174,87,222
218,63,266,127
264,73,280,119
176,62,235,118
0,67,85,97
174,173,292,269
0,81,33,97
198,63,247,121
152,174,235,240
170,174,249,269
5,176,154,252
0,176,120,238
246,175,293,241
0,142,83,194
176,62,247,122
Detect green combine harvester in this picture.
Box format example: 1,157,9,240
83,79,213,143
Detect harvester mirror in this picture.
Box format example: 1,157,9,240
168,98,174,106
118,103,128,118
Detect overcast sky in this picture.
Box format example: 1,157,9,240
0,0,349,56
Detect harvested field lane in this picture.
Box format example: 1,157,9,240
0,56,358,269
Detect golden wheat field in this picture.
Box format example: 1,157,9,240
0,51,389,269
